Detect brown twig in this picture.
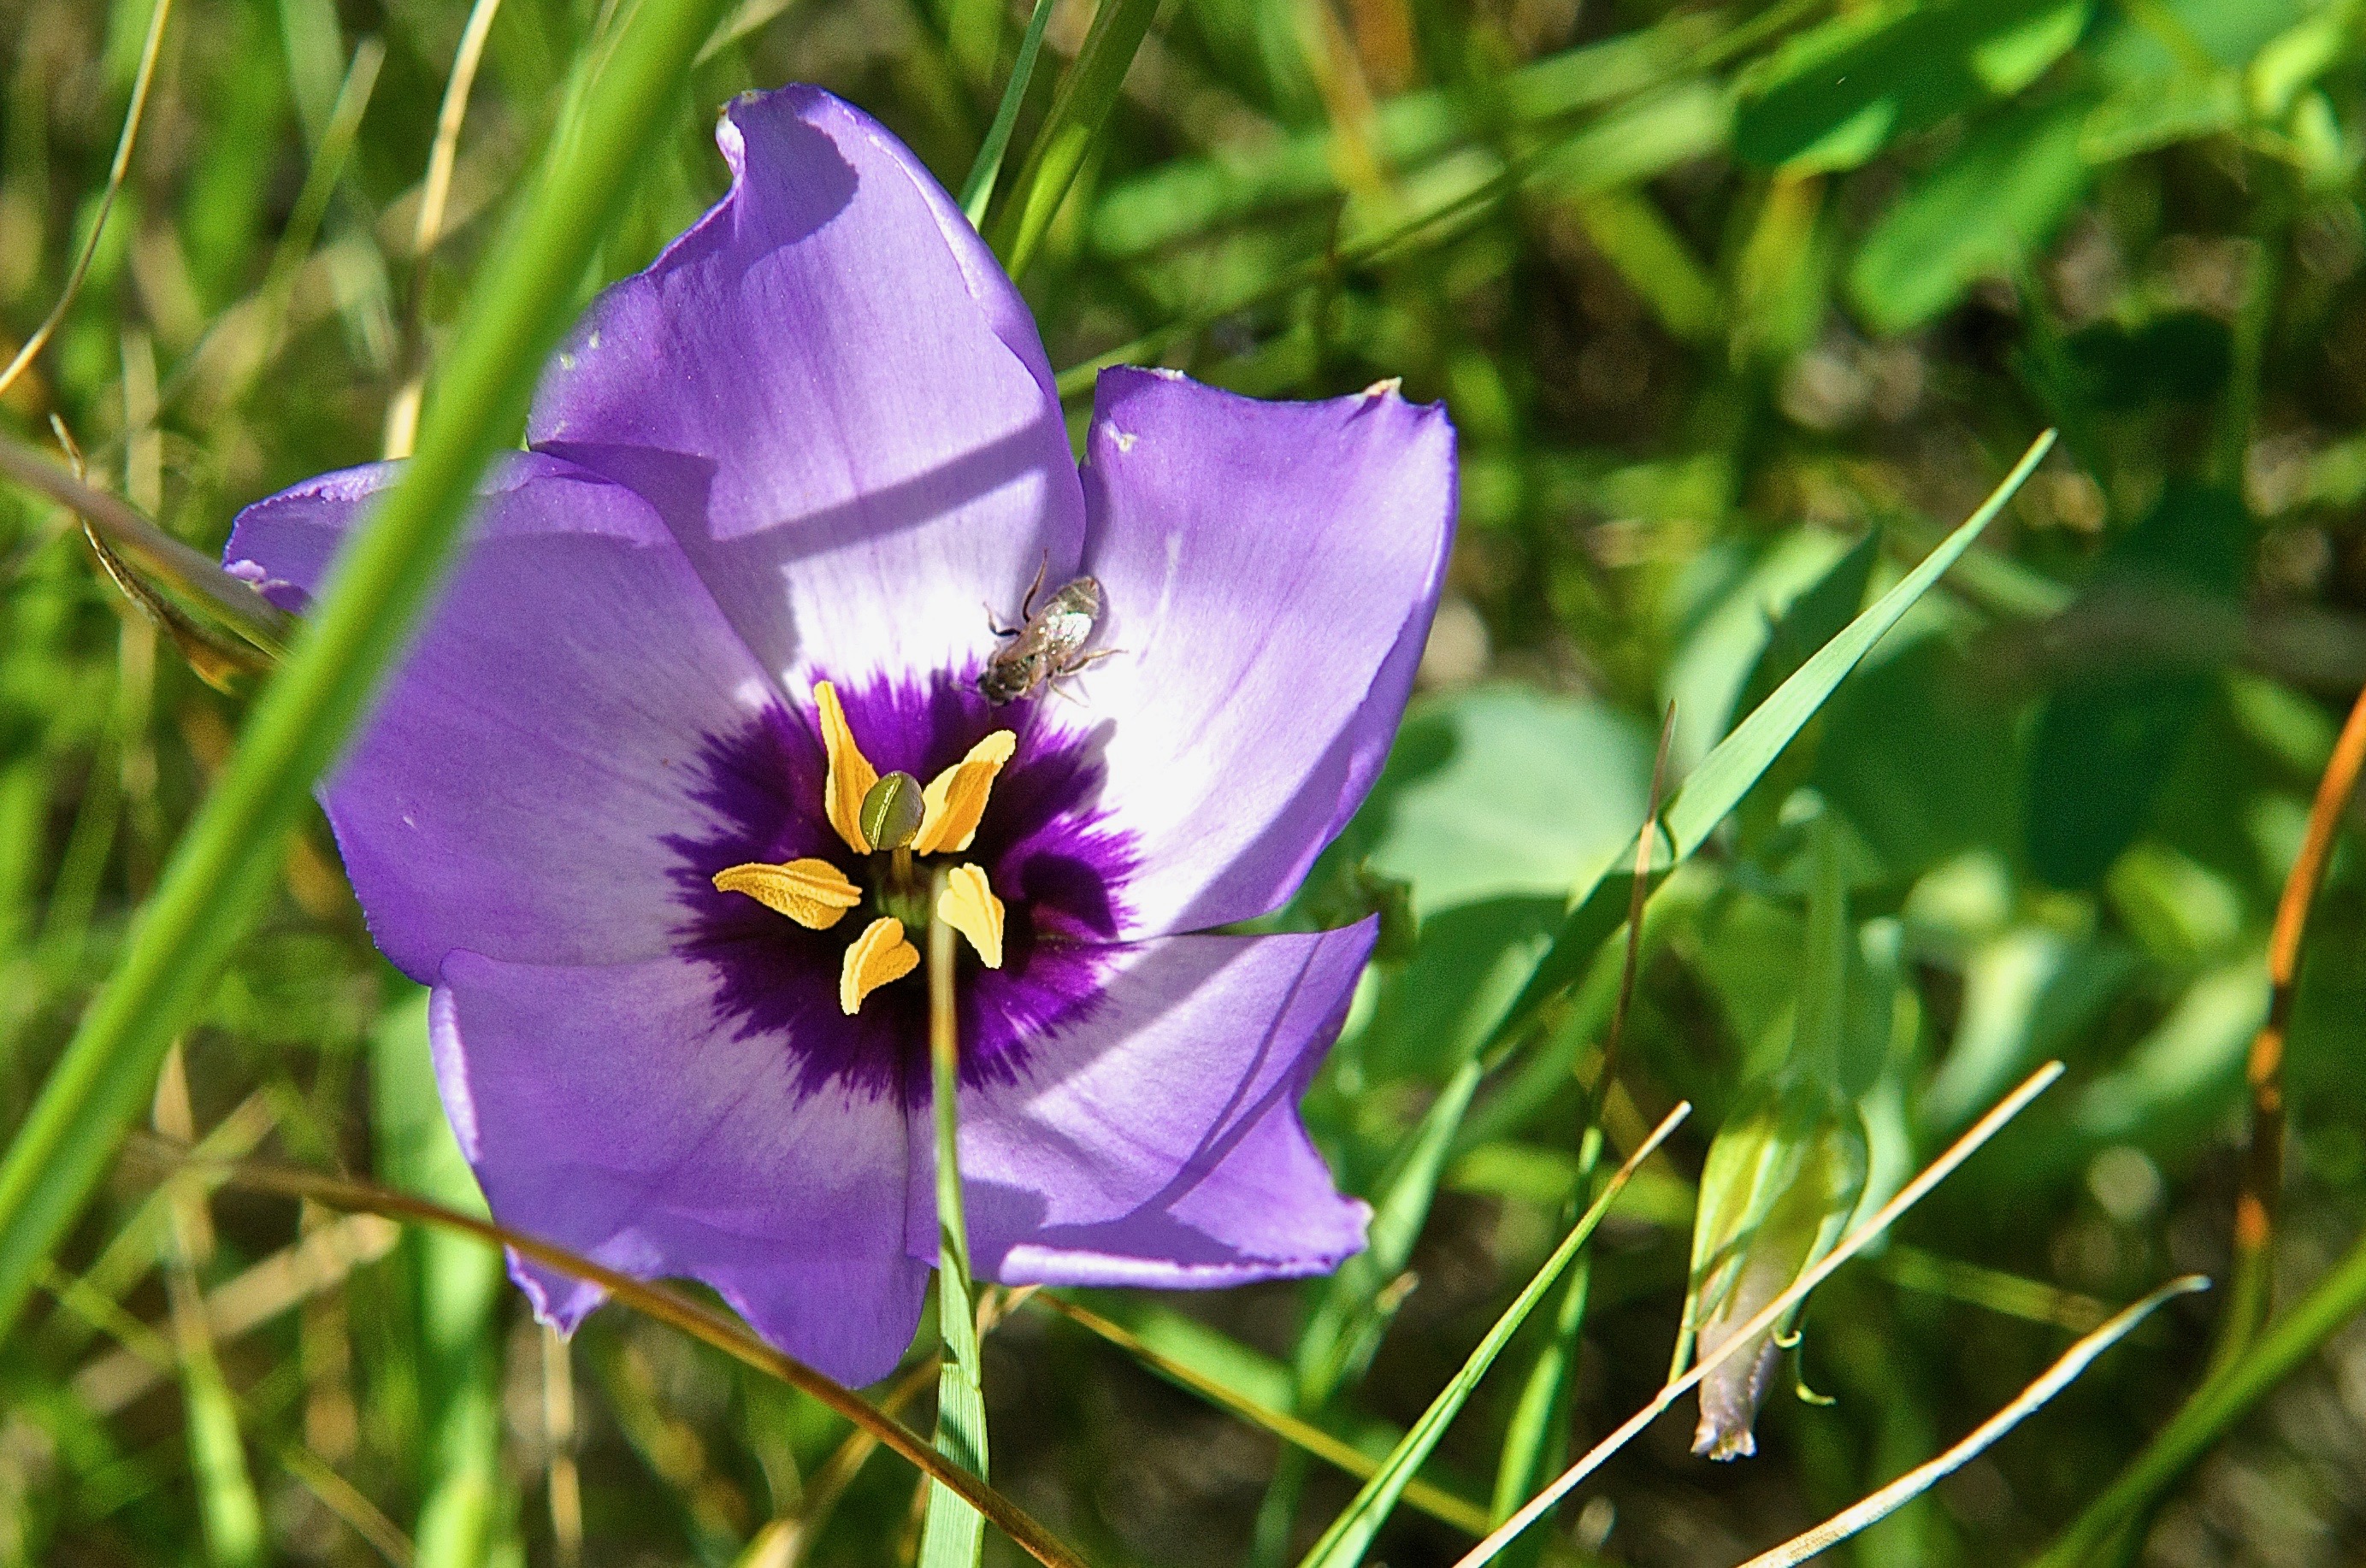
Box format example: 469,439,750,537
2215,682,2366,1367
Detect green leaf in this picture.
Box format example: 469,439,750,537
2024,480,2248,887
0,0,738,1342
1356,686,1655,918
2080,70,2243,161
1491,432,2056,1053
1848,97,2093,334
1734,0,2092,173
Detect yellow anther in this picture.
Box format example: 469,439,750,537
815,681,879,853
935,864,1006,969
711,858,861,929
912,730,1018,855
839,916,918,1015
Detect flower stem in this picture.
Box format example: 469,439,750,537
919,875,988,1567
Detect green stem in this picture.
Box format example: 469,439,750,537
0,0,735,1341
919,882,989,1567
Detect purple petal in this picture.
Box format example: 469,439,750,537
917,923,1377,1287
528,85,1084,693
225,454,783,980
220,461,404,611
1077,368,1456,937
434,950,926,1388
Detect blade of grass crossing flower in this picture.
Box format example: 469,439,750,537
1297,1103,1693,1568
1739,1276,2206,1568
920,891,988,1568
958,0,1058,226
141,1147,1092,1568
1487,430,2056,1054
1457,1063,2066,1568
984,0,1160,277
0,0,739,1342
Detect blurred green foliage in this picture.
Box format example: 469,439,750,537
4,0,2366,1565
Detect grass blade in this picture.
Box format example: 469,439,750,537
1298,1103,1693,1568
1739,1276,2206,1568
1487,430,2056,1056
0,434,294,661
984,0,1159,278
1459,1062,2066,1567
2035,1207,2366,1564
0,0,171,402
1277,433,2052,1553
958,0,1059,227
0,0,739,1342
1487,710,1674,1544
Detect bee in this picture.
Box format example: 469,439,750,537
979,559,1108,704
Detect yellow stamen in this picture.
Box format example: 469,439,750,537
711,858,861,929
840,916,918,1015
815,681,879,853
912,730,1018,855
935,864,1006,969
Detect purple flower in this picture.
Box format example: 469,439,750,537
225,85,1455,1386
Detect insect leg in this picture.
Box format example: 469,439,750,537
1018,552,1049,621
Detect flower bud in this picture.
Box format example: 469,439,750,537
860,770,924,851
1679,1075,1867,1460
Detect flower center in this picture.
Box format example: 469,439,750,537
711,681,1012,1016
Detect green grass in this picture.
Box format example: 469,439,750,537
6,0,2366,1565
